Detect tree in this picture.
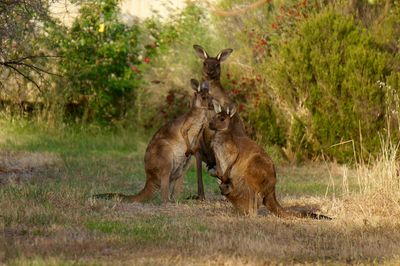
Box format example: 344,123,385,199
0,0,59,91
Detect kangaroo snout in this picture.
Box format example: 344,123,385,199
209,121,216,130
219,182,233,196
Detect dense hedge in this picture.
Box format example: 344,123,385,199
265,11,393,161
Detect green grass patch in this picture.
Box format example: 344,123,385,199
85,216,174,242
0,118,335,202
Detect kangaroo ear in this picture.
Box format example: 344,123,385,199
229,104,236,117
190,79,200,92
216,48,233,62
212,100,222,113
193,44,209,60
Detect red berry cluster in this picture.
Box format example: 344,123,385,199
270,0,315,33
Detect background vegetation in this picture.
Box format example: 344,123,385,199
2,0,399,162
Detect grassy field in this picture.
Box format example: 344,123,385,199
1,119,400,265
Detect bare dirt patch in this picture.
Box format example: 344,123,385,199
0,151,61,185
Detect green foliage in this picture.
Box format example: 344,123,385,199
265,10,393,161
46,0,148,123
3,0,399,162
213,0,399,162
213,0,320,159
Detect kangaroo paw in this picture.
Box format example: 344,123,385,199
208,167,218,177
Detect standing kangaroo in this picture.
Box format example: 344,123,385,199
94,79,212,203
209,102,331,220
192,44,246,200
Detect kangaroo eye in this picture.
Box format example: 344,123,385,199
220,117,225,122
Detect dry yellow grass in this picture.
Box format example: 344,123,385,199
2,123,400,265
3,195,400,265
2,167,400,266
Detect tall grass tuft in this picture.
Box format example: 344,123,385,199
355,137,400,198
337,81,400,220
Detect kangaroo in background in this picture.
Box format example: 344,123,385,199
209,101,331,220
94,79,213,203
192,44,246,200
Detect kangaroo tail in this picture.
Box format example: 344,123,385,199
263,191,332,220
92,180,159,203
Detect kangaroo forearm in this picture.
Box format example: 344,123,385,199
180,125,192,153
221,165,232,182
221,151,239,183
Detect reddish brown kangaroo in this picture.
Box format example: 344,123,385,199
209,102,331,220
94,79,212,203
192,44,246,200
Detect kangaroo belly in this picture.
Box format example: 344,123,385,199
171,151,191,180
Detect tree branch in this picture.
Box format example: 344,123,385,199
3,63,43,93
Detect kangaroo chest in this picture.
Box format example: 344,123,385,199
187,117,207,146
171,112,207,178
212,134,238,174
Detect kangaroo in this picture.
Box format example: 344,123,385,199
192,44,246,200
209,102,331,220
94,79,213,203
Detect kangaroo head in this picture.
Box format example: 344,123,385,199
193,44,233,80
190,79,213,109
218,178,233,196
209,100,236,131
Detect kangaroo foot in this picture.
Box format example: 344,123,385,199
186,194,205,201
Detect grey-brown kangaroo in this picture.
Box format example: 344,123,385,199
192,44,246,200
209,102,331,220
94,79,212,203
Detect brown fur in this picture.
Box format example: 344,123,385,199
93,80,213,203
192,45,246,200
210,104,331,220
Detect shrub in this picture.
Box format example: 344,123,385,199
265,10,393,161
46,0,148,124
212,1,399,162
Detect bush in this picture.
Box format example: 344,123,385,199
46,0,150,124
265,10,395,161
212,1,399,162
